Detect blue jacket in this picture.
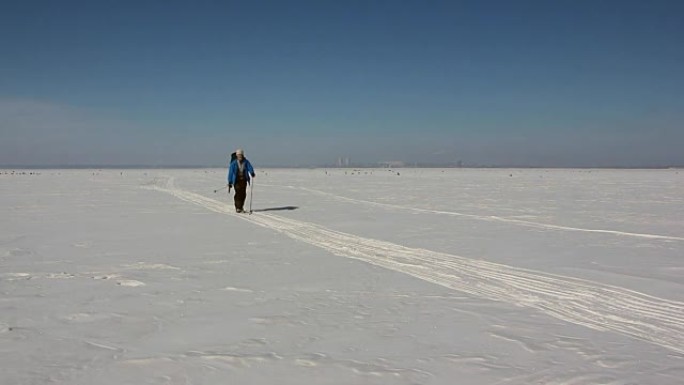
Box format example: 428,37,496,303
227,158,255,185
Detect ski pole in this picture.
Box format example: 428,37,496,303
249,179,254,214
214,185,228,193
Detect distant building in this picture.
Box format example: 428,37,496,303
380,161,405,168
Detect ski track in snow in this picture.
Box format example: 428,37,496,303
264,183,684,242
148,178,684,355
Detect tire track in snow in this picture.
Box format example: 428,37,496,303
264,183,684,242
149,180,684,355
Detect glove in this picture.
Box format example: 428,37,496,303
228,184,232,193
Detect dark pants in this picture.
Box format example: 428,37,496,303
234,179,247,210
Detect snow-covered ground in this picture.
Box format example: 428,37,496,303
2,168,683,384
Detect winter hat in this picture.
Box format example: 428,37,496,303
235,149,244,155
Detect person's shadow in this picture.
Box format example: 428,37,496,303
252,206,299,213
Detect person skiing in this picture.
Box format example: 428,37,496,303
227,148,256,213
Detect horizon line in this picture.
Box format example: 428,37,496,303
2,164,683,170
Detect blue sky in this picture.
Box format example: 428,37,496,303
1,0,682,167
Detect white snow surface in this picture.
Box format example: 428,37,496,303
2,168,683,384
